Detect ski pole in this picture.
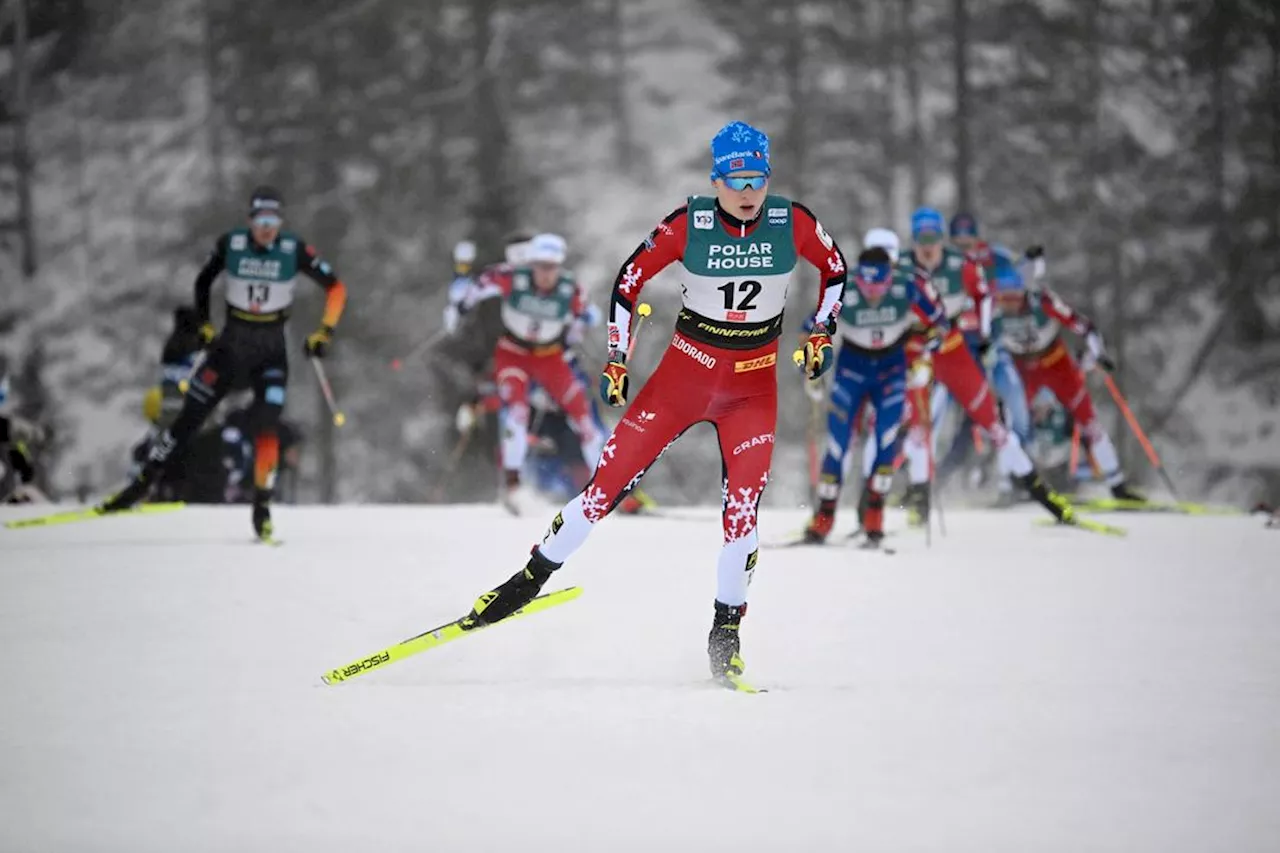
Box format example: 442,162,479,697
806,392,822,500
926,386,947,538
914,382,934,548
310,357,346,427
429,425,475,502
626,302,652,361
1069,422,1082,479
176,350,209,394
1099,372,1179,499
390,326,451,371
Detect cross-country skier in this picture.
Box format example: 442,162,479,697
0,371,38,500
898,207,1074,525
99,186,349,540
441,240,478,336
947,212,1033,450
458,232,604,513
804,246,947,547
931,211,1039,504
995,264,1145,501
456,120,847,689
127,306,206,496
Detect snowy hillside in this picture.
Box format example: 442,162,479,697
1,505,1277,851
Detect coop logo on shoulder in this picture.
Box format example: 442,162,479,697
230,233,247,251
693,210,714,230
767,207,789,225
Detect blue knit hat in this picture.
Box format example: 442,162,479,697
710,121,771,179
911,207,946,244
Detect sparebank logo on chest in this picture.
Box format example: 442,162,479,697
515,293,566,319
856,307,898,325
693,210,715,230
706,243,774,270
237,257,282,279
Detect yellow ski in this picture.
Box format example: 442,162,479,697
717,672,766,694
321,586,582,685
1034,515,1127,537
1072,498,1241,516
4,502,185,530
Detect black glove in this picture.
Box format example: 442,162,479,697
1024,245,1045,260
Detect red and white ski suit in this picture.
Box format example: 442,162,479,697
535,199,846,606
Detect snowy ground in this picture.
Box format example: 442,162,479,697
1,504,1277,852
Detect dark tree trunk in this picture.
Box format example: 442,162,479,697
901,0,926,208
469,0,516,263
608,0,635,174
952,0,972,212
12,0,37,276
782,1,807,199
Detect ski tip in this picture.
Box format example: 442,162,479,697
321,672,342,686
716,673,766,694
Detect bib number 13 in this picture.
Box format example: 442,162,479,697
717,279,762,311
248,283,270,309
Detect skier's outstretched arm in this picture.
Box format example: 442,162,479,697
193,234,229,335
791,202,846,329
605,206,687,356
297,241,347,357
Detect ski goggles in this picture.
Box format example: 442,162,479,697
855,262,893,298
251,213,283,228
718,174,769,191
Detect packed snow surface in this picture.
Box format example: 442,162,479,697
1,504,1277,852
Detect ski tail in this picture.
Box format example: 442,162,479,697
3,502,185,530
716,672,766,693
321,586,582,685
1073,498,1242,516
1034,516,1127,537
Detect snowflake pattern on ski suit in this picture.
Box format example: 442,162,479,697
580,483,611,523
596,437,618,469
722,471,769,541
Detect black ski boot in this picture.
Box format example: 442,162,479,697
252,488,273,541
1110,481,1146,502
464,547,561,628
1016,472,1074,523
904,483,931,528
97,466,157,514
708,601,747,680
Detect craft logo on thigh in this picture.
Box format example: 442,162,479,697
732,433,775,456
733,353,776,373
